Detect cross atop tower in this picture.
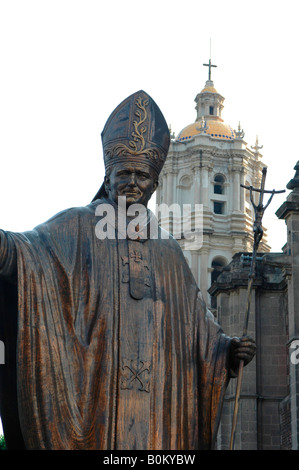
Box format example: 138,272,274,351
203,58,217,81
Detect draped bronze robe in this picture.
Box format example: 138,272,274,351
0,199,232,450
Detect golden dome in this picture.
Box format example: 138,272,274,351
176,119,235,142
200,85,218,93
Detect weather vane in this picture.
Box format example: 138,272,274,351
229,167,285,450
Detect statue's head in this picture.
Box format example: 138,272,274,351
92,90,170,206
104,161,158,208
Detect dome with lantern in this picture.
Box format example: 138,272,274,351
176,78,236,142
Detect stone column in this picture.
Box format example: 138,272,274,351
166,171,173,206
158,172,168,231
201,166,209,209
284,209,299,450
193,166,201,205
199,246,209,303
240,168,245,213
191,250,199,286
161,172,167,206
276,162,299,449
232,167,241,212
155,180,161,205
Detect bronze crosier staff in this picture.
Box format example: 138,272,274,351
229,167,285,450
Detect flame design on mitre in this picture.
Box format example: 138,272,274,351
101,90,170,175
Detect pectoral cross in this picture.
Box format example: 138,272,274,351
121,246,150,300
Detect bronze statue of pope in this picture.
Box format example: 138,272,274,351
0,90,255,450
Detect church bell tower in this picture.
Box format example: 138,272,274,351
155,61,270,307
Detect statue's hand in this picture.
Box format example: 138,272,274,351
229,335,256,369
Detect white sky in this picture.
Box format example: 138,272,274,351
0,0,298,251
0,0,298,436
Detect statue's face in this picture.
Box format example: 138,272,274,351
104,161,158,207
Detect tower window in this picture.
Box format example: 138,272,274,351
209,106,214,115
211,258,226,284
214,174,225,194
214,201,224,214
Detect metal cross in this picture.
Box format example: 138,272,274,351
203,58,217,81
241,168,285,253
229,167,285,450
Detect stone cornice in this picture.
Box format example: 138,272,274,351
276,200,299,220
208,252,289,296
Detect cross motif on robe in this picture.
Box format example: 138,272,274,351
120,358,151,393
130,250,143,263
122,251,149,272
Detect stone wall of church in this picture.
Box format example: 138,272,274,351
210,253,290,449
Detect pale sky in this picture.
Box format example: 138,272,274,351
0,0,298,250
0,0,298,436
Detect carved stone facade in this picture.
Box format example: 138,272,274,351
209,163,299,449
156,78,270,306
